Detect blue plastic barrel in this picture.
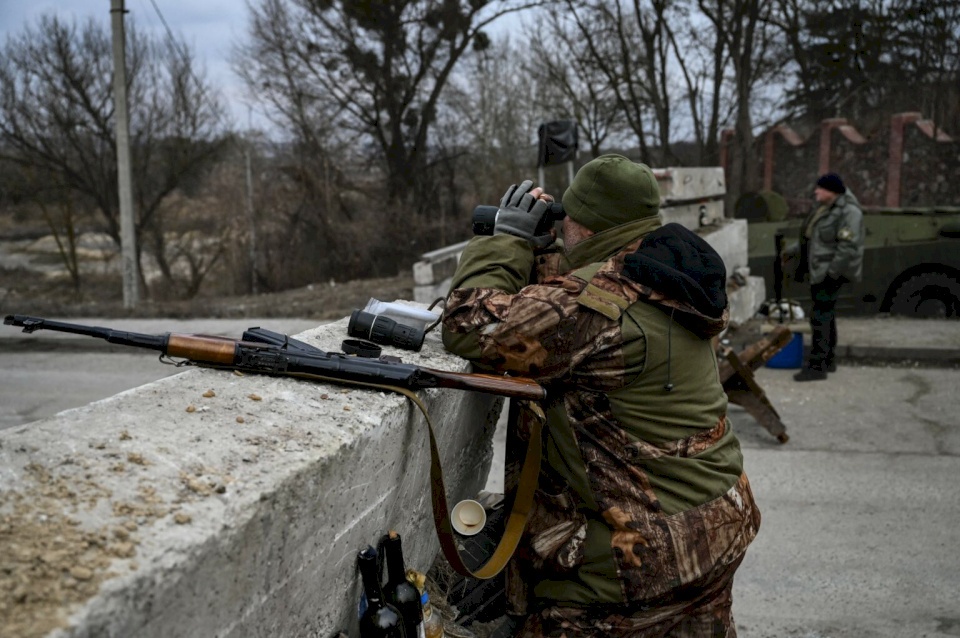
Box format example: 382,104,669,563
766,332,804,369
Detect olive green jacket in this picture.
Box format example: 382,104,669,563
441,223,758,608
801,190,865,284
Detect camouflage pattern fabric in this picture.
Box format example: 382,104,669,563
443,229,758,629
517,551,746,637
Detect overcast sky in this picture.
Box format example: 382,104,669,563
0,0,256,128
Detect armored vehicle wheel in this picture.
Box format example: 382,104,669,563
889,272,960,318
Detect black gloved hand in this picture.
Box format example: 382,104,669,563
493,180,555,248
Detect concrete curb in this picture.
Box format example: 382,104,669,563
836,345,960,366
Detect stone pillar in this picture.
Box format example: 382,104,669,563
886,112,922,207
819,118,846,175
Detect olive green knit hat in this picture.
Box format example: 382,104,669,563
561,154,661,232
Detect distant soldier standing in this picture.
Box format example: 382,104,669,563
793,173,865,381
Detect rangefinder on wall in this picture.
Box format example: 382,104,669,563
471,202,566,236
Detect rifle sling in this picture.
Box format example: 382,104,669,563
208,365,542,580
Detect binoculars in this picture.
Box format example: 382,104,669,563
471,202,566,236
348,310,425,351
347,299,441,352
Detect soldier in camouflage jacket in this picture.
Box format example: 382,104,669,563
442,155,760,637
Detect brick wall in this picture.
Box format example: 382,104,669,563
741,113,959,216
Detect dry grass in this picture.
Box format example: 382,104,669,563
0,269,417,320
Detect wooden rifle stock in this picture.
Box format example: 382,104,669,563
414,368,545,401
166,333,242,364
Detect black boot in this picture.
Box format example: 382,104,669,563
794,367,827,382
826,361,837,373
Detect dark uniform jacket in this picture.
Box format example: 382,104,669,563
441,218,760,611
799,190,865,285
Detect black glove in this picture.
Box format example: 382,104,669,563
493,180,554,248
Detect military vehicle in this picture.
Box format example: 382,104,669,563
736,191,960,318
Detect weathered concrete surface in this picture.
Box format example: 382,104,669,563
654,166,727,202
728,276,767,327
659,199,725,229
0,317,502,638
699,218,749,275
413,242,468,304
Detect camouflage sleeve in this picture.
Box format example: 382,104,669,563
442,234,626,387
442,278,624,387
828,201,864,279
441,234,537,361
442,281,624,385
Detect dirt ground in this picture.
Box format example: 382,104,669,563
0,269,418,320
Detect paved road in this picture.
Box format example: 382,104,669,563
0,317,321,431
730,363,960,638
0,351,182,430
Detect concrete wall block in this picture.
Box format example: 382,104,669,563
698,218,748,275
413,260,437,286
0,318,500,638
414,252,461,289
727,275,767,325
659,200,725,230
426,256,460,286
654,167,727,201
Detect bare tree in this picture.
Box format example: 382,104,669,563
524,13,627,159
695,0,778,200
661,0,733,165
411,35,556,245
554,0,683,166
0,14,227,296
237,0,547,207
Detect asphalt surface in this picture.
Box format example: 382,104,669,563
0,318,321,430
2,314,960,637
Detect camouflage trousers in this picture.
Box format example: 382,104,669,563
515,554,744,638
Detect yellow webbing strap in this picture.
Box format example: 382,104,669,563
227,367,544,580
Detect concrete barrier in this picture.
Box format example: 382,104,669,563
0,317,502,638
413,241,469,304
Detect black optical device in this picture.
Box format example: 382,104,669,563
348,310,425,352
471,202,565,236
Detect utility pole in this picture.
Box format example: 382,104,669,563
245,146,258,295
110,0,140,307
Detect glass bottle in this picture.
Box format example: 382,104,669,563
382,531,423,638
357,546,406,638
406,569,444,638
420,589,445,638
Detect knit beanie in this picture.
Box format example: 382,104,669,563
816,172,845,194
562,154,661,233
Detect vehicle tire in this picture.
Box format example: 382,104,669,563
889,272,960,318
